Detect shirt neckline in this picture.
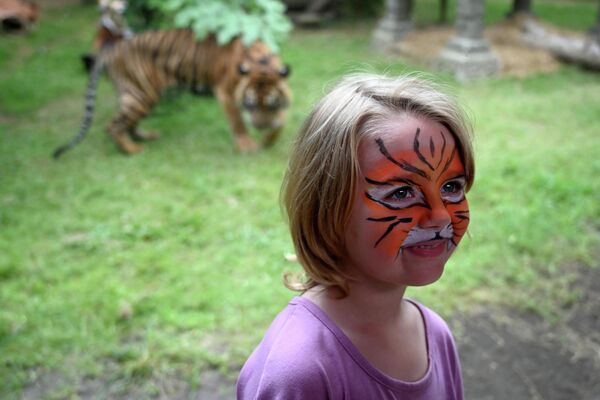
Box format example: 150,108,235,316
290,295,433,392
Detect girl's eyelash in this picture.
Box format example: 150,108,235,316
445,181,462,190
442,178,466,192
387,186,414,200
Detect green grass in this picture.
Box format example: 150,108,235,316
1,1,599,397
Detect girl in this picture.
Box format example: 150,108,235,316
237,73,474,399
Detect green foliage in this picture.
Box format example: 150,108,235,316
125,0,165,30
145,0,293,52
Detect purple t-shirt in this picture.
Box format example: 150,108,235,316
237,296,463,400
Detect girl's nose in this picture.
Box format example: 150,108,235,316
419,201,451,230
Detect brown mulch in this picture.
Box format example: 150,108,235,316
393,16,588,77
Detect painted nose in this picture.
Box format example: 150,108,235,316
419,202,451,230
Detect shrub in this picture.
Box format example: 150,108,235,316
144,0,292,52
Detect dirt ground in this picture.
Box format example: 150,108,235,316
394,16,587,77
455,261,600,400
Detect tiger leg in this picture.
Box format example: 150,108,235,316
214,85,258,152
108,90,160,153
127,89,161,142
108,115,144,154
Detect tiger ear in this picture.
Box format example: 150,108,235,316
238,63,250,75
279,64,291,78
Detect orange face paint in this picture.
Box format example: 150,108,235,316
343,115,469,287
362,128,469,256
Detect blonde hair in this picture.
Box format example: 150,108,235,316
281,73,475,295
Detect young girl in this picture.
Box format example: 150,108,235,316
237,73,474,399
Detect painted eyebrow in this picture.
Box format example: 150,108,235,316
442,174,466,182
375,138,430,180
365,176,421,187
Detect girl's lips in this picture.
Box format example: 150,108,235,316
404,239,448,257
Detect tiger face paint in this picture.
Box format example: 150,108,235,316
343,115,470,287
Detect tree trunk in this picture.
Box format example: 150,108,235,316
522,18,600,70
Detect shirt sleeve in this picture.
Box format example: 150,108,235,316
238,356,332,400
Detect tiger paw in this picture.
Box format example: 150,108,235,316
120,142,144,154
130,130,160,142
235,136,259,152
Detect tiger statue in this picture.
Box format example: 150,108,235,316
53,29,291,158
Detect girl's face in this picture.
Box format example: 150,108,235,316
343,114,469,288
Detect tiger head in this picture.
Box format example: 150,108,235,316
234,42,291,135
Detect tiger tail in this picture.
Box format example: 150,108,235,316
52,53,104,159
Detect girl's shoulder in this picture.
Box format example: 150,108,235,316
237,297,344,398
405,299,455,345
260,296,346,359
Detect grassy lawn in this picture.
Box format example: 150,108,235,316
1,0,599,397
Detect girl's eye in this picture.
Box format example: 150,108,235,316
366,183,422,210
441,178,466,202
389,186,413,200
442,181,463,194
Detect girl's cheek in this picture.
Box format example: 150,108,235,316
448,199,470,245
370,211,422,257
376,229,410,257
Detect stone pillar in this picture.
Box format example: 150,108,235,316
372,0,413,51
432,0,501,81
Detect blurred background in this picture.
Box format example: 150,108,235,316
1,0,599,398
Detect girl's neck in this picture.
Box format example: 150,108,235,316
304,281,408,330
304,282,429,382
